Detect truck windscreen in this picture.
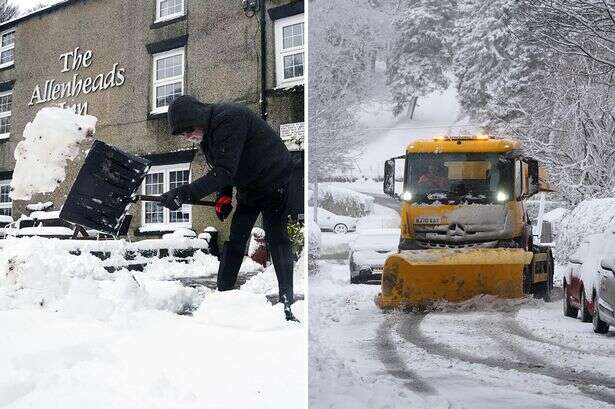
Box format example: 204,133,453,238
404,153,513,204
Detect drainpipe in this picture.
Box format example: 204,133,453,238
259,0,268,121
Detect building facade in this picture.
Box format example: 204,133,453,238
0,0,304,242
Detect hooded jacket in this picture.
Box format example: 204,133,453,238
168,96,292,204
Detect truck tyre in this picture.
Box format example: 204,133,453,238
563,282,579,318
580,290,592,323
593,296,609,334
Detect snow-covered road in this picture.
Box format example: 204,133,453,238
309,259,615,409
310,187,615,408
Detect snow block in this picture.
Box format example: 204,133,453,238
60,140,151,235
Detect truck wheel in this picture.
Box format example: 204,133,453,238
532,254,552,302
580,290,592,323
593,296,609,334
563,282,579,318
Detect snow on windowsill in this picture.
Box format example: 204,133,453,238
275,79,304,90
0,62,13,70
154,12,185,24
0,132,9,140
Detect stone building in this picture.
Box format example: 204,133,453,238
0,0,304,242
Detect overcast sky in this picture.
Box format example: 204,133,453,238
11,0,64,15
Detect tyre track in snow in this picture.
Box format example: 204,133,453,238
502,310,615,358
375,316,440,397
397,313,615,406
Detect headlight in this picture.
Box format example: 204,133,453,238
496,191,509,202
401,191,413,201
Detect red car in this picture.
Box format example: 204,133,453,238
563,234,610,322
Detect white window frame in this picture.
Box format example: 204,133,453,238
141,163,192,230
151,47,185,114
0,89,12,140
0,179,12,216
155,0,185,22
0,28,14,69
274,14,305,88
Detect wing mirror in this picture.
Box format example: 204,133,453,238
383,156,404,199
383,159,396,197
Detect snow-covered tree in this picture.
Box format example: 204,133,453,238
452,0,546,124
0,0,17,22
387,0,457,117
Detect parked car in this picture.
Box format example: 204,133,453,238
308,207,357,234
563,233,615,322
592,257,615,333
348,229,399,284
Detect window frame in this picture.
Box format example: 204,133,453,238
0,89,12,140
151,47,185,114
141,163,192,230
274,14,305,88
0,179,12,216
155,0,185,23
0,28,15,69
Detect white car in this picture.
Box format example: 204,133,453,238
308,207,357,234
349,229,400,284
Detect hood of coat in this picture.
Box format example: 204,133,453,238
167,95,213,136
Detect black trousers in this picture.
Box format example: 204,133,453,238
216,184,294,304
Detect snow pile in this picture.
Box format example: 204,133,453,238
555,198,615,263
242,248,306,296
313,184,374,217
194,290,303,331
0,237,202,316
161,228,196,239
134,250,220,280
11,107,97,200
431,294,541,313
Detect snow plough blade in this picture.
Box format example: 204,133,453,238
376,248,534,309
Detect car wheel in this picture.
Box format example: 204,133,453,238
563,282,579,318
593,296,609,334
580,289,592,323
334,224,348,234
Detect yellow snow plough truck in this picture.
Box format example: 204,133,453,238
376,135,554,309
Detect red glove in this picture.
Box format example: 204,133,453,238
215,195,233,221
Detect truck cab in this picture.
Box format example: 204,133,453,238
383,135,544,251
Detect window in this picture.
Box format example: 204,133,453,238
0,90,12,139
141,164,191,229
0,180,11,216
275,14,304,88
156,0,184,22
151,48,184,114
0,29,14,68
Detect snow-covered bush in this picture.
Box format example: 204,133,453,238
314,184,374,217
308,218,321,274
555,198,615,263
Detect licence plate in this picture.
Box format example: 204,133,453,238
414,216,441,225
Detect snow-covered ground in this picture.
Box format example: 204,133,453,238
310,259,615,409
0,237,306,408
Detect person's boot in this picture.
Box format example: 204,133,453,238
216,241,245,291
269,244,297,321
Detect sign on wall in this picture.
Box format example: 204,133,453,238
280,122,304,151
28,47,126,115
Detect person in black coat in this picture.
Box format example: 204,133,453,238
159,95,297,321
